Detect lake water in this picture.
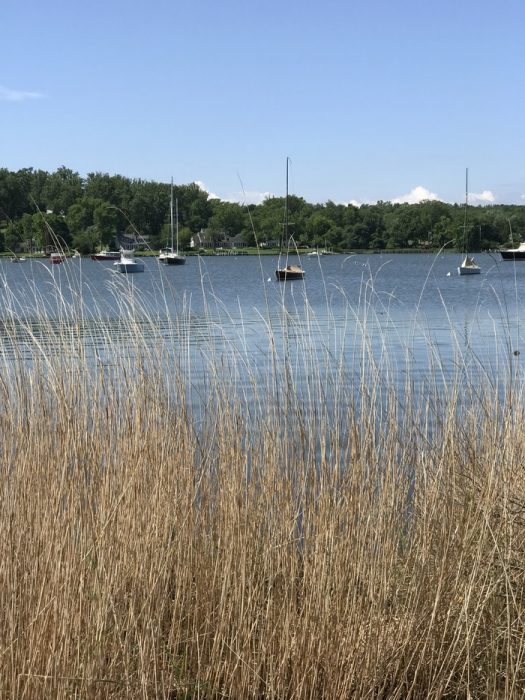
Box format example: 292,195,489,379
0,252,523,402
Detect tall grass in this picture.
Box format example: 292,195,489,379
0,260,524,699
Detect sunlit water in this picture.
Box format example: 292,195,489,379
0,252,523,406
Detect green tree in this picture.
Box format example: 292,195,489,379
3,220,24,252
180,183,214,232
342,222,368,250
431,216,456,248
17,213,39,251
251,197,285,245
361,204,387,249
66,198,101,238
40,212,71,249
0,168,31,220
85,172,132,210
29,169,50,212
128,180,167,237
178,226,192,250
286,195,311,245
208,202,246,237
94,202,119,246
42,167,84,214
384,205,423,248
72,226,99,254
306,212,333,247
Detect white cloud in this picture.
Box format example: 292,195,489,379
392,186,440,204
346,187,442,207
194,180,221,200
340,199,373,207
194,180,272,205
195,183,497,208
0,86,44,101
390,187,495,205
227,190,273,205
469,190,495,204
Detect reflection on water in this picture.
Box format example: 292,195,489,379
0,253,523,400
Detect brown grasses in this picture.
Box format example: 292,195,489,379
0,266,524,699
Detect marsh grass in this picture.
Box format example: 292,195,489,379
0,258,524,699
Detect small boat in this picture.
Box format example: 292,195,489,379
307,245,333,257
276,264,306,281
275,158,305,281
500,243,525,261
500,222,525,260
10,256,26,263
158,249,186,265
50,252,65,264
159,179,186,265
458,255,481,275
457,168,480,276
91,250,121,261
113,248,145,273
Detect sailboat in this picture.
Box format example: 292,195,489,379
458,168,481,276
275,158,305,281
159,179,186,265
500,219,525,260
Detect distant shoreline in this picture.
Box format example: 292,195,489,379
0,248,483,260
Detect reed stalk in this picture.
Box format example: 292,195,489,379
0,260,523,698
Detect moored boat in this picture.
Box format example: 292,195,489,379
276,264,306,280
159,249,186,265
158,180,186,265
50,252,65,264
114,249,145,273
457,168,480,276
458,255,481,275
91,250,121,261
275,158,305,281
500,242,525,260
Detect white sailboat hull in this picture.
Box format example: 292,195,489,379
458,264,480,275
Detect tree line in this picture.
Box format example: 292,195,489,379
1,166,523,254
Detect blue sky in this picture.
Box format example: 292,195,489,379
2,0,524,206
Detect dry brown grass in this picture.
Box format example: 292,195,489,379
0,271,524,699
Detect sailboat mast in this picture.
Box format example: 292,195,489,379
279,157,289,252
285,156,289,244
175,197,179,255
463,167,469,251
170,178,174,251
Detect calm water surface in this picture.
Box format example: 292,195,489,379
0,252,523,394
